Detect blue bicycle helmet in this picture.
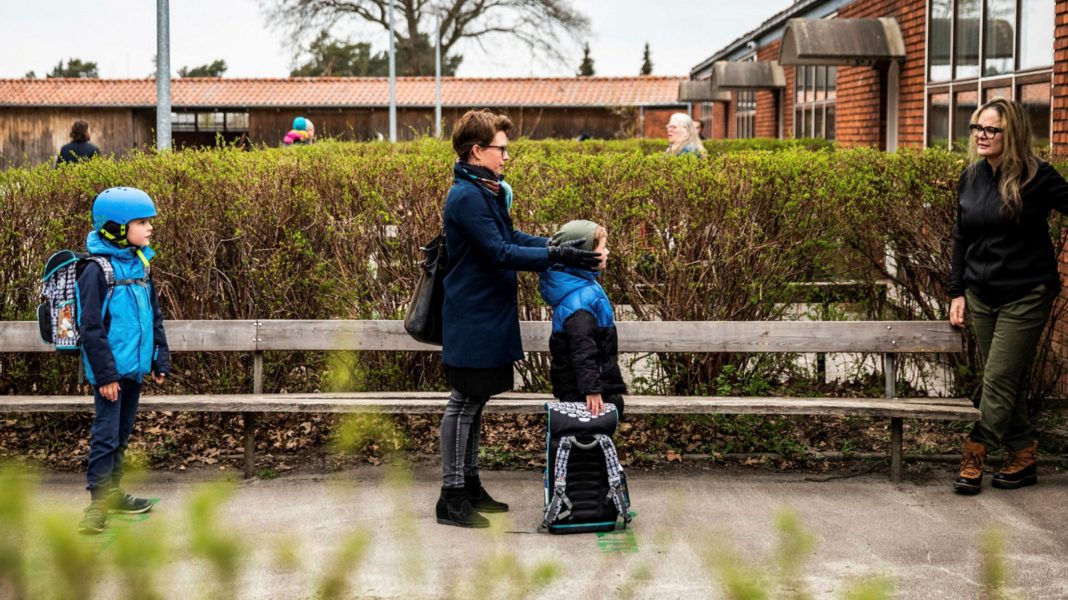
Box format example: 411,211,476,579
292,116,307,131
92,187,157,246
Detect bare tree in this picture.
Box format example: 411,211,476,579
267,0,590,76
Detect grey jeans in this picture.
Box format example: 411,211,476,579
440,389,489,488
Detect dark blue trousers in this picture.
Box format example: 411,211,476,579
86,378,141,498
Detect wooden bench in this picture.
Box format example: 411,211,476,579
0,319,979,482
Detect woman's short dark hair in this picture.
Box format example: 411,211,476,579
70,120,90,143
451,110,512,162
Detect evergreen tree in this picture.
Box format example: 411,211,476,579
640,42,653,75
178,59,228,77
577,42,595,77
48,59,99,78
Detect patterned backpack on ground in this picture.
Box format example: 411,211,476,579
37,250,114,354
540,402,632,534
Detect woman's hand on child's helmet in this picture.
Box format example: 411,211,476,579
586,393,605,415
548,238,601,270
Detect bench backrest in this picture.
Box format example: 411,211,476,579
0,320,963,354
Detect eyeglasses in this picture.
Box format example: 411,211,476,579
968,124,1003,138
481,144,509,156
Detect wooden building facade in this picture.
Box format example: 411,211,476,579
0,76,688,168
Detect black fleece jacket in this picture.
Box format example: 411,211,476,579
949,159,1068,305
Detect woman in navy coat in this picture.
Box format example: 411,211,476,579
436,110,601,528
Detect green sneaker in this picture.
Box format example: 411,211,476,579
78,500,109,535
107,489,154,514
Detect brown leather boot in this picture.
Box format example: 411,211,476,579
992,441,1038,490
953,440,986,495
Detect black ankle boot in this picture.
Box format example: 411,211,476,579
464,475,509,513
436,486,490,528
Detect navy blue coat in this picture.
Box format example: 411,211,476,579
441,163,549,369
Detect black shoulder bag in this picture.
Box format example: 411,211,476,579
403,232,447,345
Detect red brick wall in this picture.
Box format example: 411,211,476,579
756,42,783,138
1054,1,1068,158
836,0,927,148
711,102,728,139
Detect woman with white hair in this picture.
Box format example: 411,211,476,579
665,113,707,158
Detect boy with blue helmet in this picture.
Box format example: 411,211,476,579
538,220,626,417
77,187,170,534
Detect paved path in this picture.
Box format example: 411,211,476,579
25,464,1068,599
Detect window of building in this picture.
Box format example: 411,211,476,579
925,0,1054,148
700,101,713,139
170,110,250,133
735,90,756,139
793,65,836,139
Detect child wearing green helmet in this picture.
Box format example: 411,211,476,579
77,186,170,535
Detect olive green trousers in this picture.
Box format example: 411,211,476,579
966,284,1056,452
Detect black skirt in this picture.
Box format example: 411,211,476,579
444,364,514,398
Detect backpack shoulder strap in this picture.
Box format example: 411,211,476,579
540,436,575,531
596,434,632,526
83,256,115,287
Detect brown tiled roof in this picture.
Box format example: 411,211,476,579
0,76,686,108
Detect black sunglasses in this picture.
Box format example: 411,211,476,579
480,144,509,155
968,124,1003,138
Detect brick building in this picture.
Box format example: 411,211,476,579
0,76,688,168
684,0,1064,156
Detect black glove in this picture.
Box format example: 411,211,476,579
547,238,601,269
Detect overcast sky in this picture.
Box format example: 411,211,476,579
0,0,793,79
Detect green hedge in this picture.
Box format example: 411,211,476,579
1,141,1065,399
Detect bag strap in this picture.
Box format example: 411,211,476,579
597,434,632,526
540,436,575,531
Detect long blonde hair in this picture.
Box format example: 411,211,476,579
666,113,707,157
967,97,1038,218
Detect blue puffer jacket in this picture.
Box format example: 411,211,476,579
77,232,170,386
538,266,626,402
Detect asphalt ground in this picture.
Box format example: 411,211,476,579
18,462,1068,599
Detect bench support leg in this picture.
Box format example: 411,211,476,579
890,417,903,483
243,412,256,479
245,349,263,479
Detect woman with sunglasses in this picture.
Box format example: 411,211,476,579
948,97,1068,494
435,110,601,527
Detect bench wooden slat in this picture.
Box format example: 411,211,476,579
0,393,980,420
0,320,258,352
1,320,962,353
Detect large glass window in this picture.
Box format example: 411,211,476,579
984,0,1015,76
171,111,250,133
925,0,1054,148
735,90,756,139
1019,0,1054,70
953,89,979,149
793,65,837,140
1019,81,1052,145
954,0,981,79
930,0,954,81
928,93,951,149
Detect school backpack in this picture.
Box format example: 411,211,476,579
37,250,115,354
540,402,632,534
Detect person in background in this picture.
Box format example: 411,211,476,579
282,116,312,146
665,113,707,158
56,120,100,166
948,97,1068,495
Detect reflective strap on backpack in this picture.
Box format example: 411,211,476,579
597,434,631,526
540,436,575,531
